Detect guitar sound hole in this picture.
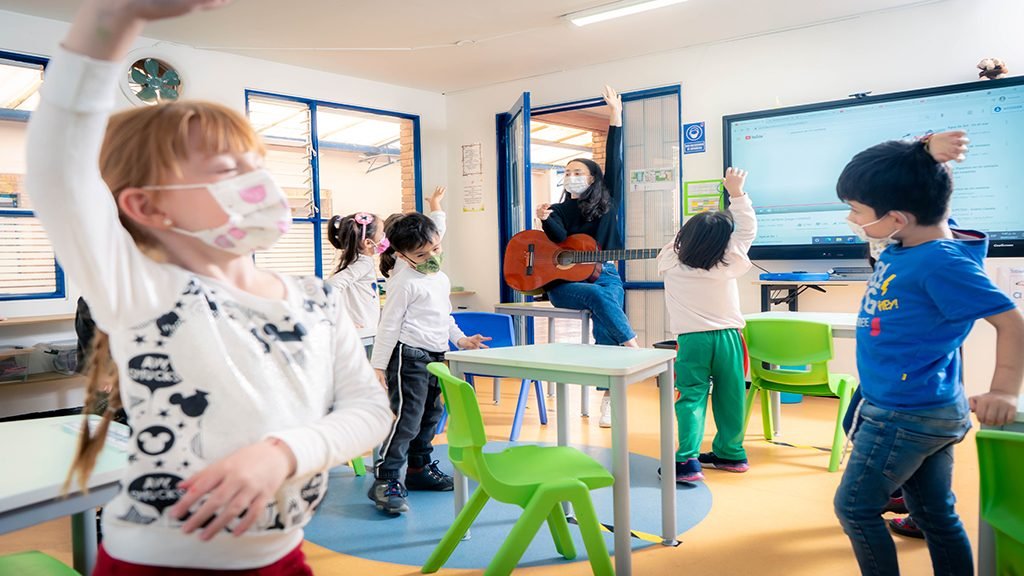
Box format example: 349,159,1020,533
556,252,574,266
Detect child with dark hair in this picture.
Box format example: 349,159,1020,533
368,212,490,515
834,130,1023,576
657,167,756,482
326,213,387,350
326,187,448,354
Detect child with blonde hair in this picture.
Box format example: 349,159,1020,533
26,0,392,572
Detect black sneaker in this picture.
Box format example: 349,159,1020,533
405,460,454,491
657,458,704,483
698,452,750,473
367,479,409,514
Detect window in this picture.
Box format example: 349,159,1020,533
246,91,421,279
0,51,64,301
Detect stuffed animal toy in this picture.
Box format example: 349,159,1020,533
978,58,1009,80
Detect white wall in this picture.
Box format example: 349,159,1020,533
0,9,445,415
442,0,1024,394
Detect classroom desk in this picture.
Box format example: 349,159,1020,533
0,415,129,576
753,280,864,312
978,394,1024,576
445,343,677,576
744,311,857,338
744,311,858,434
493,301,593,414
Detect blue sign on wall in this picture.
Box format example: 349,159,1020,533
684,122,705,154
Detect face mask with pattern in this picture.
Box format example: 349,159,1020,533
145,169,290,255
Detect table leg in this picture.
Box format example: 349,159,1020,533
979,516,995,576
547,317,556,398
449,362,471,540
580,315,591,417
658,366,677,546
71,508,97,576
760,284,770,312
610,379,631,576
556,382,572,516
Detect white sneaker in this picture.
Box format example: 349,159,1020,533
599,396,612,428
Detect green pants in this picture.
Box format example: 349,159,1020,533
674,329,747,462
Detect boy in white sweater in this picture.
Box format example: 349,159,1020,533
657,168,756,482
368,212,489,514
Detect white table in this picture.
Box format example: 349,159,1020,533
445,343,677,576
978,395,1024,576
744,311,857,338
754,279,865,312
744,311,858,433
494,302,594,415
0,415,129,575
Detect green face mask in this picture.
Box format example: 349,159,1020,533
410,253,443,274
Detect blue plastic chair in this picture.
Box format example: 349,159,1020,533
436,312,547,442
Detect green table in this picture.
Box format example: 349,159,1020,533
0,415,129,575
445,343,678,576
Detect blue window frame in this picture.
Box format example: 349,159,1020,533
244,90,422,278
0,50,66,302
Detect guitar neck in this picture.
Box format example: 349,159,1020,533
567,248,661,264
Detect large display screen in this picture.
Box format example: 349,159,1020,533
724,77,1024,259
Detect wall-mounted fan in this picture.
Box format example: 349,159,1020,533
124,57,182,105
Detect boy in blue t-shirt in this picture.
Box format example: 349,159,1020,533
833,131,1023,576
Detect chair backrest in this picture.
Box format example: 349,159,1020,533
977,428,1024,572
743,318,834,387
427,362,488,479
449,312,516,351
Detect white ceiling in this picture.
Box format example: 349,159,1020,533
0,0,942,93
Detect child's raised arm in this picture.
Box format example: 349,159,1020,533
724,167,757,254
428,186,446,213
925,130,969,163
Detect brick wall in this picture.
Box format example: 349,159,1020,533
400,120,416,212
591,130,608,172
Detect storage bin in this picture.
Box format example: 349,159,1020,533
0,347,32,383
32,339,79,375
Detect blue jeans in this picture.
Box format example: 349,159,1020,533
546,263,636,346
834,397,972,576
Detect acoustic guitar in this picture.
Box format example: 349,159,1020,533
503,229,661,293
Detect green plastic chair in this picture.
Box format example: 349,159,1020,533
422,362,614,576
349,457,367,476
977,429,1024,575
0,551,79,575
742,318,858,472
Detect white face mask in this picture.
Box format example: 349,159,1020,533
564,175,590,196
847,212,903,260
144,169,291,255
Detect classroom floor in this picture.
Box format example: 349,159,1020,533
1,378,984,576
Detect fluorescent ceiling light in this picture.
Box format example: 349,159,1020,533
565,0,689,27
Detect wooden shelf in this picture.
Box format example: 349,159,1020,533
27,371,82,384
1,371,85,387
0,314,75,327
